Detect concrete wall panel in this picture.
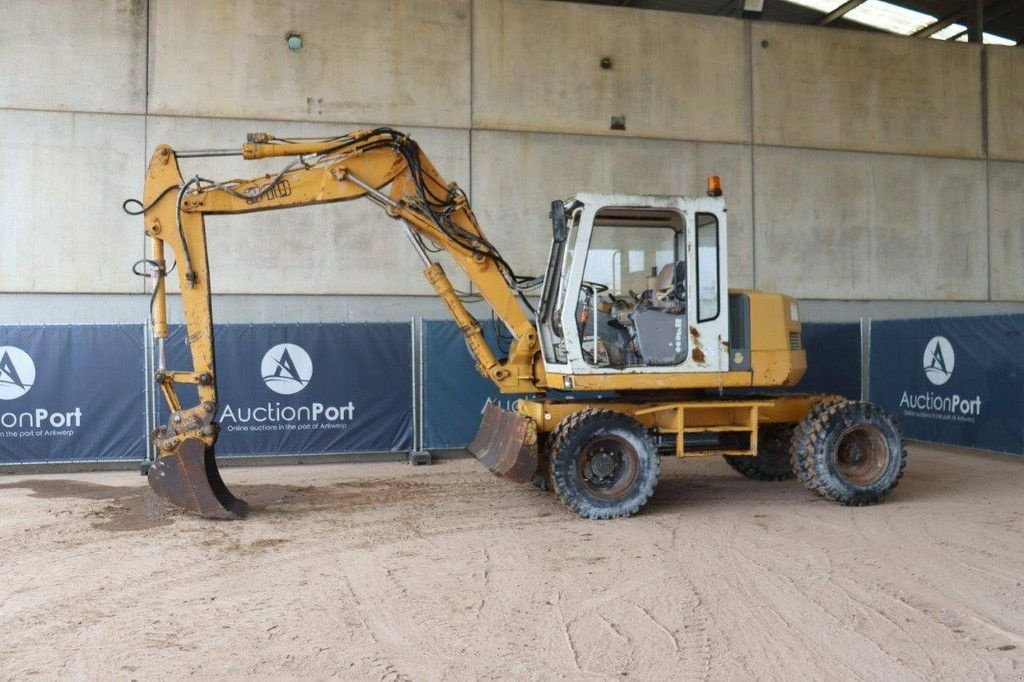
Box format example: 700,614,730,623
989,161,1024,300
146,117,470,295
754,146,987,300
752,24,982,159
988,47,1024,162
148,0,470,128
472,0,750,143
471,130,753,287
0,0,147,114
0,110,145,293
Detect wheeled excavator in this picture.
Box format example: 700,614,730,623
130,128,907,520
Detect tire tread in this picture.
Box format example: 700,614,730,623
548,408,659,520
791,397,907,506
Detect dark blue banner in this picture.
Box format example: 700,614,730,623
870,315,1024,456
159,323,413,456
782,322,862,400
0,325,146,463
422,321,533,449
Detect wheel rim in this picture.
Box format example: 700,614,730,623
577,435,639,500
834,425,890,486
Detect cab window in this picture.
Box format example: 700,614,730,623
696,213,720,322
577,207,688,368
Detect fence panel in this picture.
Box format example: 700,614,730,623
157,323,413,456
0,325,146,463
870,315,1024,456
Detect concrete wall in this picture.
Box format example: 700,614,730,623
149,0,471,128
472,0,749,142
752,23,983,158
1,0,1022,324
987,47,1024,162
0,0,147,114
754,147,987,300
988,161,1024,301
0,110,144,293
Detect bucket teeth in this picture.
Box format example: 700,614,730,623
468,403,539,483
147,439,247,519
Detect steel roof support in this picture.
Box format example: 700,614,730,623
968,0,984,41
818,0,868,25
939,0,1017,41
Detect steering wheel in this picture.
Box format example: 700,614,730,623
581,281,609,294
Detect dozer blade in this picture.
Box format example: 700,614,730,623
468,403,539,483
147,439,247,519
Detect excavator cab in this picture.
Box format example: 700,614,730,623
537,193,731,387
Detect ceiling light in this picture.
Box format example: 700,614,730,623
844,0,936,35
782,0,847,13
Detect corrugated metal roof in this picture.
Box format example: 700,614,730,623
569,0,1022,45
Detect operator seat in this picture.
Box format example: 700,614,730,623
649,263,681,309
630,263,687,366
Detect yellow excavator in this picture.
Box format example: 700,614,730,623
130,128,906,520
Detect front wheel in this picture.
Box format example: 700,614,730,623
548,409,660,520
791,400,906,506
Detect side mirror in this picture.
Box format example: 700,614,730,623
549,200,568,243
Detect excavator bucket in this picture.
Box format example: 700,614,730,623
147,439,247,519
468,403,539,483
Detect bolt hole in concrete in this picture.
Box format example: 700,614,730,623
285,31,303,51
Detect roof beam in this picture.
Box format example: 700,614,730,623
714,0,739,15
968,0,983,42
914,11,965,38
817,0,868,26
912,0,1013,41
941,0,1018,40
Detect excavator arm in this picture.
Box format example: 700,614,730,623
137,128,544,517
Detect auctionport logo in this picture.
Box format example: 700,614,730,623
899,334,981,421
923,336,954,386
261,343,312,395
219,342,354,430
0,346,35,400
0,346,82,433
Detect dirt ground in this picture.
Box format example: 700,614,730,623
0,444,1022,680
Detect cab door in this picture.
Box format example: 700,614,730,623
687,202,730,372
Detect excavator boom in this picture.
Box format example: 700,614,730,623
137,128,543,517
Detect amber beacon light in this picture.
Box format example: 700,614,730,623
706,175,723,197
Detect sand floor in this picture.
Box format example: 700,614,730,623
1,444,1022,679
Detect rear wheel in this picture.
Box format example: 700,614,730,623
549,409,660,520
791,400,906,506
722,424,797,481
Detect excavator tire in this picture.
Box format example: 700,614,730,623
791,399,906,506
548,409,659,520
722,424,797,481
788,395,848,497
